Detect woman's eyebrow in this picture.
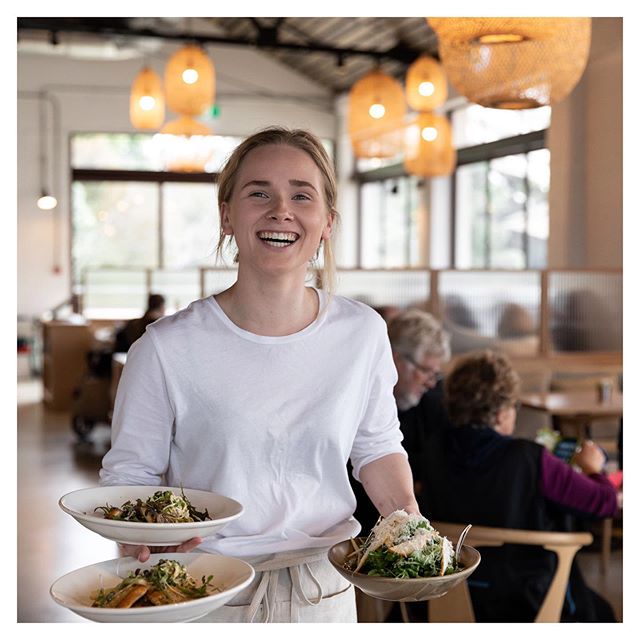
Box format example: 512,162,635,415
240,179,270,190
240,179,318,194
289,179,318,193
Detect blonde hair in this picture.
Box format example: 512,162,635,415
215,126,339,296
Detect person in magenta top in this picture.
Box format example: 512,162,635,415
421,349,617,622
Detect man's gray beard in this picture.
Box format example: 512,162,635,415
396,392,421,412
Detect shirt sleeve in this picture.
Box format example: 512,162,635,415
539,448,617,518
99,329,175,486
349,315,406,481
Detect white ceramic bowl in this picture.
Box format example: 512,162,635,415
59,486,244,546
50,552,255,623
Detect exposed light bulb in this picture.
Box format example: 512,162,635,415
182,68,199,84
369,103,386,119
37,194,57,210
139,95,156,111
418,81,435,97
422,127,438,142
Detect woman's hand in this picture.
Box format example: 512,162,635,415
573,440,606,475
118,536,203,562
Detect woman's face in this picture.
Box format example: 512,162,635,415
220,144,334,277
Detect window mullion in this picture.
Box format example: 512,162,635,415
158,182,164,269
485,161,491,268
523,153,531,267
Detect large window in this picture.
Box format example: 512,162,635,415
354,104,551,270
71,133,245,283
455,148,550,269
360,175,422,268
452,105,551,269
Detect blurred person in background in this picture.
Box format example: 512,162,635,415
352,309,451,530
424,349,617,622
114,293,166,353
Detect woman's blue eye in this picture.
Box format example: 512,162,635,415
293,193,311,200
249,191,268,198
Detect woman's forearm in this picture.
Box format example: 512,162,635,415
358,453,420,518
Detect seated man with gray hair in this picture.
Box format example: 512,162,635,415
352,308,452,532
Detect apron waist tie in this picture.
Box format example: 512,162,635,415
245,549,329,623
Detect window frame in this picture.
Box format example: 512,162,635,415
70,168,219,283
354,124,548,270
451,129,547,268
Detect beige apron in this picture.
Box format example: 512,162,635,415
195,548,357,623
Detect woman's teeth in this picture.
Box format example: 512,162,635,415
257,232,299,247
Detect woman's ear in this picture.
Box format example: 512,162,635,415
321,210,336,240
220,202,233,235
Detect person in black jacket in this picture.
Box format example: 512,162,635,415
424,349,618,622
114,293,166,353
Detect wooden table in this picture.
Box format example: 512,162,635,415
520,390,623,438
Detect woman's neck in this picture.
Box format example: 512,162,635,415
215,274,319,337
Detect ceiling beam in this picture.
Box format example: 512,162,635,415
17,17,427,65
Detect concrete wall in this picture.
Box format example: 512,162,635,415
547,17,622,268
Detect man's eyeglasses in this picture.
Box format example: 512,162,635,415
402,354,443,384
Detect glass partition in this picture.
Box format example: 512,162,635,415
202,268,239,296
439,270,541,355
150,270,201,312
335,269,430,309
76,268,621,357
82,268,147,319
548,271,622,352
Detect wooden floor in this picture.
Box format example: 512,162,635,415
16,378,623,623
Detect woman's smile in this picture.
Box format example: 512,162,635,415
256,230,300,248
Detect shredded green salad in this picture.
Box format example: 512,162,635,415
353,510,457,579
94,488,211,523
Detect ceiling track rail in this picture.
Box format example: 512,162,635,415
17,18,426,65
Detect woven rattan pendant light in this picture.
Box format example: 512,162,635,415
160,115,212,136
164,44,215,116
405,55,448,111
158,116,214,172
404,112,456,177
428,17,591,109
130,66,165,129
348,68,407,158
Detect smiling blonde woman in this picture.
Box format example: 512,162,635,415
99,126,420,623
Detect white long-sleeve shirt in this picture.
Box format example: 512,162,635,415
100,288,406,557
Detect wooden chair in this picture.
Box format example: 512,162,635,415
422,522,593,623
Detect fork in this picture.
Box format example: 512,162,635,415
456,524,473,562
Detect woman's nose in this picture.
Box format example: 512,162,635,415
268,196,293,220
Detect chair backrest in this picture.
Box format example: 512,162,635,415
428,522,593,623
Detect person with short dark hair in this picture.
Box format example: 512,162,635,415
113,294,166,353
